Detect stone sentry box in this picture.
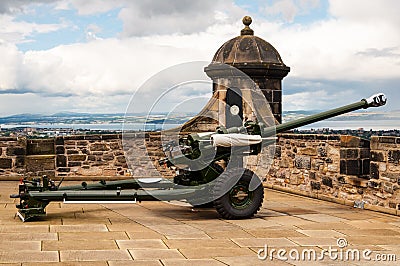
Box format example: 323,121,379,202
205,16,290,124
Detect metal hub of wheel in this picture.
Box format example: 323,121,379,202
229,182,252,208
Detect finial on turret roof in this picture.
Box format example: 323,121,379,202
241,16,254,36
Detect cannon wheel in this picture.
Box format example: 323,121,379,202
213,168,264,219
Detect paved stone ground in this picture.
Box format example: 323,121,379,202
1,181,400,265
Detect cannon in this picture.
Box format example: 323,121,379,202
11,93,387,221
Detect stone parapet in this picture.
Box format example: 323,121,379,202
264,133,399,215
0,133,399,215
369,136,400,210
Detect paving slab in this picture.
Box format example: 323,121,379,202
287,237,339,246
164,239,238,249
107,223,150,232
60,218,112,225
267,207,319,215
215,255,293,265
0,225,49,233
42,240,118,251
179,247,255,259
127,231,167,239
58,232,129,241
266,215,316,225
146,224,204,235
0,241,41,251
116,239,168,249
342,220,396,229
296,230,346,238
50,224,108,232
23,262,108,266
163,232,211,239
60,250,132,262
0,232,58,241
232,237,298,248
206,229,254,239
129,249,185,260
108,261,162,266
295,222,358,230
290,260,359,265
345,236,400,245
225,218,280,229
328,212,379,220
247,228,306,238
256,208,288,217
0,251,59,263
294,214,346,223
162,258,226,266
378,244,400,251
336,228,400,237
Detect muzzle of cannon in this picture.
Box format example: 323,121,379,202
11,93,387,221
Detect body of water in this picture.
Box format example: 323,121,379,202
298,120,400,130
0,123,182,131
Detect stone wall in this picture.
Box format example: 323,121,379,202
0,133,173,180
54,134,128,178
266,134,400,216
267,134,343,195
369,136,400,210
1,133,400,215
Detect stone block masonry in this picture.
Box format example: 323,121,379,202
0,137,26,178
267,134,342,195
55,134,128,178
0,133,174,180
266,134,400,215
369,136,400,210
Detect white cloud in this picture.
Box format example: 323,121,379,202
255,3,400,81
283,89,358,110
0,43,22,89
4,36,217,97
0,14,67,44
69,0,123,15
67,0,245,36
85,24,102,41
0,0,55,14
118,0,242,36
329,0,400,25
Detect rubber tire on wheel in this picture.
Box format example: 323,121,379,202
213,168,263,219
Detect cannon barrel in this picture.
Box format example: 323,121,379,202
262,93,387,137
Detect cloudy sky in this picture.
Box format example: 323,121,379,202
0,0,399,116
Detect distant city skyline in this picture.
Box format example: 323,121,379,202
1,0,400,116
